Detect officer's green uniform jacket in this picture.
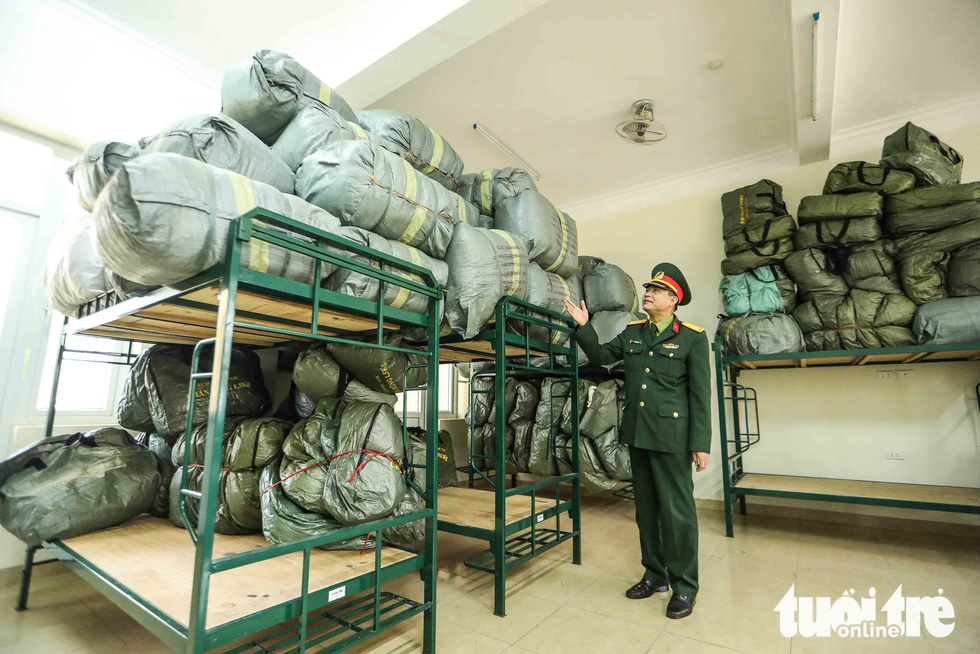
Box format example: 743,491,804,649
574,315,711,454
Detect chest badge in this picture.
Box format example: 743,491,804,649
662,343,680,349
629,339,642,344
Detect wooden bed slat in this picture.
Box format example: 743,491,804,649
438,487,557,530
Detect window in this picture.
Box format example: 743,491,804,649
35,319,120,413
393,364,461,421
0,209,26,344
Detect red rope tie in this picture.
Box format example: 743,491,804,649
359,512,395,556
261,449,403,496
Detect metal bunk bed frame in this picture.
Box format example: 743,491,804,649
713,337,980,538
437,297,583,617
14,208,443,654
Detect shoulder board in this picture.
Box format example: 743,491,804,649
627,319,647,326
681,321,704,333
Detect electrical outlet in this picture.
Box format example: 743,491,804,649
885,451,905,460
876,371,896,380
897,369,914,379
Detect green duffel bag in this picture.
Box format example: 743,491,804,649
784,248,849,301
169,466,261,534
260,459,373,551
797,193,883,225
723,214,797,257
721,180,788,239
221,49,356,144
0,428,158,545
717,313,804,356
794,217,882,249
948,244,980,297
720,237,793,276
885,201,980,235
844,241,903,294
880,122,963,186
894,220,980,259
172,416,291,472
823,161,916,195
404,428,459,489
793,296,844,334
885,181,980,214
593,428,632,482
900,252,949,305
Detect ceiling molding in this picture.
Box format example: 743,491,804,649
56,0,221,91
563,146,799,222
829,92,980,159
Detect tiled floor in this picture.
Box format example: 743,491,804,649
1,494,978,653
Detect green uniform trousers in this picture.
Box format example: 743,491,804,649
629,446,699,597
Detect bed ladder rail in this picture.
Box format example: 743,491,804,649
177,337,217,545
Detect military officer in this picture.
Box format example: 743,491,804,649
564,262,710,619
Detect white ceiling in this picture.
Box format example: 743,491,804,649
834,0,980,131
369,0,797,207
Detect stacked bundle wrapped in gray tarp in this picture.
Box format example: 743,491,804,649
139,113,294,193
297,140,480,259
893,219,980,258
885,201,980,235
913,297,980,345
117,344,270,438
107,273,158,301
509,420,534,473
900,252,949,305
576,310,639,367
593,429,631,482
721,238,794,275
356,110,464,190
293,346,343,403
323,226,448,316
885,181,980,214
580,257,639,313
880,122,963,186
94,153,342,287
403,428,458,489
560,380,597,436
557,436,617,493
487,379,519,428
843,241,902,294
444,223,530,338
479,422,518,474
579,380,623,439
794,218,882,250
0,428,158,545
169,467,262,534
836,290,917,349
271,103,373,172
466,363,496,427
784,248,849,301
67,141,141,212
343,379,397,407
279,397,344,512
948,244,980,297
528,425,558,477
719,265,793,316
822,161,916,196
44,212,109,316
327,334,427,394
721,179,788,238
140,433,174,519
723,215,796,256
793,296,846,351
508,381,540,424
221,49,356,144
517,263,579,345
494,191,578,278
172,417,290,473
260,459,373,551
717,313,804,355
797,193,883,224
536,378,570,429
455,168,537,216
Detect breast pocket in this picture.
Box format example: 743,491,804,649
624,342,645,370
653,348,686,377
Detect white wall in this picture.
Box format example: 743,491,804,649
573,122,980,523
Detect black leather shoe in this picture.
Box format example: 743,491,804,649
625,579,669,599
666,593,695,619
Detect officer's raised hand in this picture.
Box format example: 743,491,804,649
564,299,589,327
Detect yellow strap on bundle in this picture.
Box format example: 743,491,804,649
347,121,368,140
398,159,427,246
227,171,268,273
390,247,422,310
491,229,522,296
318,83,333,107
457,195,467,223
480,169,493,214
544,209,570,273
630,289,639,313
421,127,444,175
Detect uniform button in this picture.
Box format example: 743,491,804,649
673,412,679,418
669,353,674,357
641,384,647,389
645,368,650,373
640,401,645,407
648,351,653,356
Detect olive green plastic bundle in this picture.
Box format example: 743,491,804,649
579,380,624,439
717,313,805,356
843,241,902,294
822,161,915,195
783,248,849,301
580,257,639,313
327,334,428,394
0,428,158,545
947,244,980,297
794,218,882,250
900,252,949,305
455,168,537,216
880,122,963,186
494,191,578,278
836,290,916,349
797,193,883,225
593,429,632,482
